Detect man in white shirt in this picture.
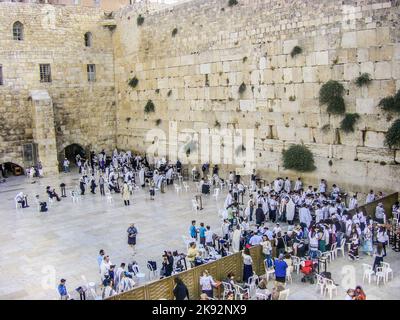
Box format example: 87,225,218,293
294,178,302,192
366,190,375,204
375,203,386,224
348,194,358,210
284,177,291,193
299,204,312,228
249,232,263,246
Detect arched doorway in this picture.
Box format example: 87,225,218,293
1,162,24,177
63,144,86,166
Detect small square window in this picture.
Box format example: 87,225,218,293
39,64,51,83
87,64,96,82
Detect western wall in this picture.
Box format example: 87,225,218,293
0,0,399,194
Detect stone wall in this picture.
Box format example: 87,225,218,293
112,0,400,194
0,2,117,169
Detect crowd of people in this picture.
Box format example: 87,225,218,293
11,149,397,301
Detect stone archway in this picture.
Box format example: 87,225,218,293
0,162,24,177
63,144,86,164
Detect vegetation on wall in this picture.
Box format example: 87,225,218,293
214,120,221,128
137,14,145,26
128,76,139,88
228,0,238,6
319,80,346,115
282,144,316,172
155,119,162,126
235,144,246,156
355,73,372,87
238,82,247,94
385,119,400,149
378,89,400,114
144,100,155,113
340,113,360,133
172,28,178,37
290,46,302,58
167,90,172,97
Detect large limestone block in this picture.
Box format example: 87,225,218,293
283,39,299,55
364,131,386,148
315,51,329,65
344,63,360,80
200,63,211,75
356,147,395,163
341,31,357,48
276,125,296,141
356,98,375,114
374,62,392,80
303,67,317,83
357,29,377,47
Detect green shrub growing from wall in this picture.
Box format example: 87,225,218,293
128,77,139,88
385,119,400,149
228,0,238,6
238,82,246,94
319,80,346,115
379,90,400,114
290,46,302,58
144,100,155,113
355,73,372,87
172,28,178,37
137,14,145,26
282,144,316,172
340,113,360,133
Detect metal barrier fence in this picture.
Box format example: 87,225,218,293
108,192,398,300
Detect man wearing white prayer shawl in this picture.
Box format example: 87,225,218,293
232,226,242,253
286,198,295,224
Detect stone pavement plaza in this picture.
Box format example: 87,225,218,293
0,172,399,300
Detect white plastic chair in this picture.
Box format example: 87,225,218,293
15,200,22,210
192,199,199,212
263,260,275,281
316,273,326,295
132,264,146,284
48,197,54,207
278,289,290,300
291,256,301,274
182,181,189,192
376,267,386,286
286,267,293,284
233,284,249,300
329,243,337,260
213,188,220,200
382,262,393,282
362,263,374,284
324,279,337,299
335,238,346,257
221,281,233,300
90,287,102,300
174,183,182,194
147,262,157,281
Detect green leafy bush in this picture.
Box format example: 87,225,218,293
228,0,238,6
128,77,139,88
137,14,145,26
144,100,155,113
340,113,360,133
290,46,302,58
155,119,162,126
238,82,246,94
379,90,400,113
355,73,372,87
319,80,346,115
282,144,316,172
172,28,178,37
385,118,400,149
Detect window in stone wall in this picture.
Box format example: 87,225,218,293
87,64,96,82
39,64,52,83
84,32,93,47
0,65,3,86
13,21,24,41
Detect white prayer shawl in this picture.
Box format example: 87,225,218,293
139,168,145,186
284,179,291,193
166,168,173,180
294,180,302,192
224,194,233,209
349,198,358,210
232,229,241,253
286,199,295,221
299,207,312,227
273,179,280,193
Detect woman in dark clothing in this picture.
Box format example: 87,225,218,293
173,277,189,300
127,223,138,255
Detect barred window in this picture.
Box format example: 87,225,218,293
39,64,51,83
13,21,24,41
0,65,3,86
87,64,96,82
